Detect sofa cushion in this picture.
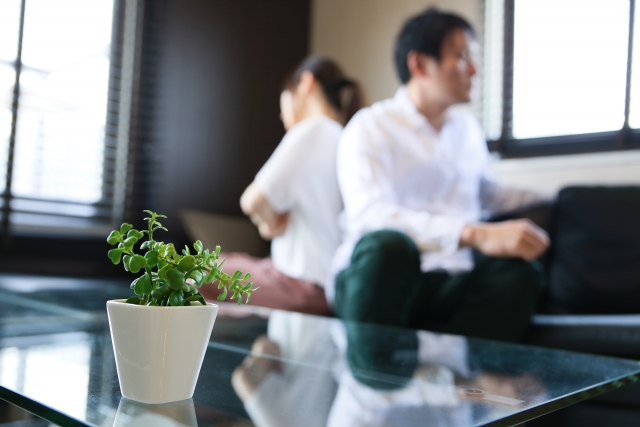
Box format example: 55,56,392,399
547,186,640,314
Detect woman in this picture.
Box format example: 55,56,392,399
200,56,365,315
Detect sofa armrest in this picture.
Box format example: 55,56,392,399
180,209,269,257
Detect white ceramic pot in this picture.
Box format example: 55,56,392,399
107,300,218,404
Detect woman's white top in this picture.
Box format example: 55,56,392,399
255,116,343,285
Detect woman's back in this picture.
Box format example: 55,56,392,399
256,116,343,285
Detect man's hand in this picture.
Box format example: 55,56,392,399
459,219,550,261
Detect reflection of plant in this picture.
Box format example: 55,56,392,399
107,211,256,306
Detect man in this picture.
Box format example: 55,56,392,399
329,8,551,343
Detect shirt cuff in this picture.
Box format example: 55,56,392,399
414,215,468,256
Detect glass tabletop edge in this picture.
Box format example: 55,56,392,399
481,369,640,427
0,385,93,427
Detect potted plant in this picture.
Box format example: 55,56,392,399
106,210,256,404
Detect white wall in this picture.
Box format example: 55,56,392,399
310,0,482,104
490,150,640,193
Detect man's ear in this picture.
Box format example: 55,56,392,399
297,70,316,94
406,51,432,79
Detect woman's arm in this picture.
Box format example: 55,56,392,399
240,182,290,240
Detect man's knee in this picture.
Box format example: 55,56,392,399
335,230,421,320
351,229,420,267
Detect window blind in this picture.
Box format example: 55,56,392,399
0,0,144,237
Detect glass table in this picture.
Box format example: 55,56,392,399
0,274,639,427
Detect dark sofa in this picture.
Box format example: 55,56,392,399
495,186,640,426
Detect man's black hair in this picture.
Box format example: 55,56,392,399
394,8,475,84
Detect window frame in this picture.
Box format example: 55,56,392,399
490,0,640,158
0,0,144,239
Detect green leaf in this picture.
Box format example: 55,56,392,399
205,266,218,283
181,283,196,293
194,240,203,254
169,291,184,306
144,250,159,267
186,269,202,280
125,296,142,305
133,274,152,295
147,300,159,306
151,285,170,300
107,230,121,245
120,223,133,235
158,263,171,280
123,236,138,248
127,229,144,240
128,255,147,274
163,244,176,258
166,268,185,290
123,255,131,272
215,245,221,254
187,269,205,286
140,241,151,250
178,255,195,272
108,248,124,264
217,287,228,301
231,270,242,280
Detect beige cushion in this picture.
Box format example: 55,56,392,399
180,209,269,257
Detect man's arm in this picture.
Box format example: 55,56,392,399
479,169,555,217
474,167,552,261
240,182,289,240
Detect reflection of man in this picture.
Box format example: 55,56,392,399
231,312,545,427
329,8,552,342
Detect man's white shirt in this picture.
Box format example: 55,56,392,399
326,86,549,303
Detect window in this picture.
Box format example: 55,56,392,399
0,0,140,236
484,0,640,156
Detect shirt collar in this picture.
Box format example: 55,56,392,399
393,86,452,132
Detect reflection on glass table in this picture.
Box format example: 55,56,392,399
113,398,197,427
0,275,639,427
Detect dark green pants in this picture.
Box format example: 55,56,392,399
335,229,545,343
